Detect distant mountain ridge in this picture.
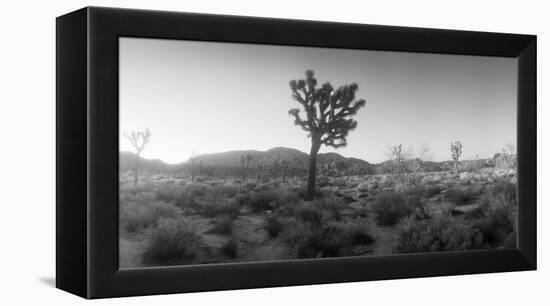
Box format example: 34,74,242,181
120,146,510,176
120,147,371,175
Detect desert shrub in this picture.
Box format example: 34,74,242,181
486,181,517,203
279,217,374,259
277,189,300,209
346,221,375,245
154,185,198,209
265,214,287,238
120,204,154,233
407,195,430,218
394,216,486,253
142,219,204,265
372,192,426,226
424,185,442,198
242,189,279,212
150,201,180,219
372,192,406,226
120,201,179,233
213,185,240,198
234,192,252,206
474,181,517,247
222,238,238,258
279,218,311,253
295,185,328,200
295,186,308,199
238,188,299,213
208,215,234,235
186,183,209,197
474,215,515,248
199,200,240,218
295,205,326,229
405,185,425,198
445,187,477,206
299,221,374,258
462,206,485,220
316,196,348,220
300,223,349,257
120,184,156,204
316,176,330,188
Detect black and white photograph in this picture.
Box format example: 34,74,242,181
1,0,545,303
119,37,518,268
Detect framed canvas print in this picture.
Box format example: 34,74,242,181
56,7,537,299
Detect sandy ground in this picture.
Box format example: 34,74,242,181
119,168,515,267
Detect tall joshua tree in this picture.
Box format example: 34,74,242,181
124,129,151,186
288,70,366,200
450,141,463,175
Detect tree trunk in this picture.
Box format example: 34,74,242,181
306,138,321,200
455,160,460,175
134,154,140,187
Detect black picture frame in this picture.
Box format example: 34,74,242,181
56,6,537,299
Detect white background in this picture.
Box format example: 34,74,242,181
0,0,546,304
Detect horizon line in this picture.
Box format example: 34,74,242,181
119,146,505,166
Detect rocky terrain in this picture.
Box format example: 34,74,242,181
119,151,517,268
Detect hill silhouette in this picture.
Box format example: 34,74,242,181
120,147,506,176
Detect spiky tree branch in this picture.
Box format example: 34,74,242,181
288,71,366,149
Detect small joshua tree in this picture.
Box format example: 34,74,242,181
240,153,254,180
321,158,347,177
255,161,267,184
269,158,296,183
409,144,432,185
124,129,151,186
288,70,366,199
497,144,516,170
387,144,409,187
450,141,463,175
189,151,201,181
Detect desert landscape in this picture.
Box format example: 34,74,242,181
119,40,518,268
119,144,517,268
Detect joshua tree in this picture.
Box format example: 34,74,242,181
124,129,151,186
321,158,347,177
189,151,201,181
240,153,254,179
498,144,517,170
387,144,409,186
409,144,432,185
269,158,297,183
450,141,463,175
269,158,282,181
255,161,267,184
288,70,366,199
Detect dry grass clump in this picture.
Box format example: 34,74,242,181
394,181,517,253
264,200,374,259
207,214,235,235
120,201,179,233
142,219,205,265
372,192,427,226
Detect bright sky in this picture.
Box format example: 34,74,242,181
119,37,517,164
